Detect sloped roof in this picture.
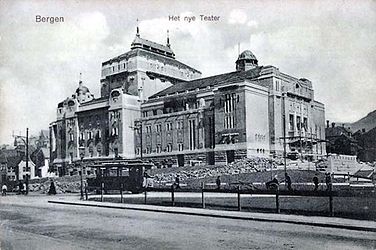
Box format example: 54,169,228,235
149,67,264,99
354,169,374,178
326,126,353,138
131,36,174,57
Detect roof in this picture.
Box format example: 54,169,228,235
354,169,374,178
237,50,257,61
40,130,49,139
131,36,175,58
325,126,353,138
149,66,264,99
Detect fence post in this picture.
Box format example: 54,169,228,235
144,188,147,204
201,182,205,209
85,182,88,201
275,185,280,214
101,182,104,202
329,186,334,216
171,184,175,206
237,186,241,211
120,183,123,203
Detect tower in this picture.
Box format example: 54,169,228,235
236,50,258,71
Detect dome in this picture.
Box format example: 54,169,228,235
75,81,90,94
237,50,257,61
236,50,258,71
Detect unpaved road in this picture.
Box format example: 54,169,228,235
0,195,375,249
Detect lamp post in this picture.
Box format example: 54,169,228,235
78,146,85,200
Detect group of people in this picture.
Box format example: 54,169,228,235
265,172,332,191
1,181,28,196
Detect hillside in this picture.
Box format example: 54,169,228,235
342,109,376,133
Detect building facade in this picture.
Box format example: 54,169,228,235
50,28,326,174
135,50,326,167
50,29,201,175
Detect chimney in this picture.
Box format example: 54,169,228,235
326,120,329,128
342,124,345,127
331,122,335,128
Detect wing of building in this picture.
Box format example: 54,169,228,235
50,29,326,176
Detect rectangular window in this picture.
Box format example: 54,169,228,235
189,120,196,150
303,117,308,131
80,132,84,140
289,114,294,131
296,116,301,131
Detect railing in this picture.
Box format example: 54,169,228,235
84,180,375,217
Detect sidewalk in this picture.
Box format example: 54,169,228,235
48,197,376,233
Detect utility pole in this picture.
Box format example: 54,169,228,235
26,128,29,195
282,93,287,176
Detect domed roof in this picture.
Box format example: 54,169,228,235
75,81,90,94
237,50,257,61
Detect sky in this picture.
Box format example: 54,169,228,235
0,0,375,145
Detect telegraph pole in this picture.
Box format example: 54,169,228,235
282,93,287,176
26,128,29,195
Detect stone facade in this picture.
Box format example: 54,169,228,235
135,50,326,167
50,30,326,174
50,29,201,176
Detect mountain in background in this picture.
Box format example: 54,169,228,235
341,110,376,133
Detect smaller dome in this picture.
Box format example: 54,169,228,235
76,81,90,94
237,50,257,61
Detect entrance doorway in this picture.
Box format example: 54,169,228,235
177,155,184,167
226,150,235,164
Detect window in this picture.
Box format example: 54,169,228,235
155,124,161,133
178,143,184,151
146,125,152,134
80,132,84,140
69,133,74,142
224,93,236,129
296,116,301,131
189,120,196,150
289,114,294,131
303,117,308,131
87,131,93,140
166,122,173,131
156,145,162,153
166,144,172,152
136,147,141,155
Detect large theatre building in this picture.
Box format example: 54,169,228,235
50,28,326,175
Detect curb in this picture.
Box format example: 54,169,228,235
48,200,376,233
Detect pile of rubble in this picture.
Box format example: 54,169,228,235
28,176,83,194
153,157,274,183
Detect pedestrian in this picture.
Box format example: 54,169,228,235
216,176,221,190
2,184,7,196
285,173,292,191
325,172,332,191
48,180,57,195
174,175,180,189
23,182,27,195
18,181,23,195
313,174,319,191
143,171,153,188
266,175,279,190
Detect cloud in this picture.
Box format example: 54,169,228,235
0,10,110,143
228,9,248,24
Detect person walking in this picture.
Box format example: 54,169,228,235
285,173,292,191
313,174,319,191
216,176,221,190
2,184,7,196
325,172,332,191
174,175,180,189
48,180,57,195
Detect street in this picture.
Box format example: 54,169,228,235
0,195,375,250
